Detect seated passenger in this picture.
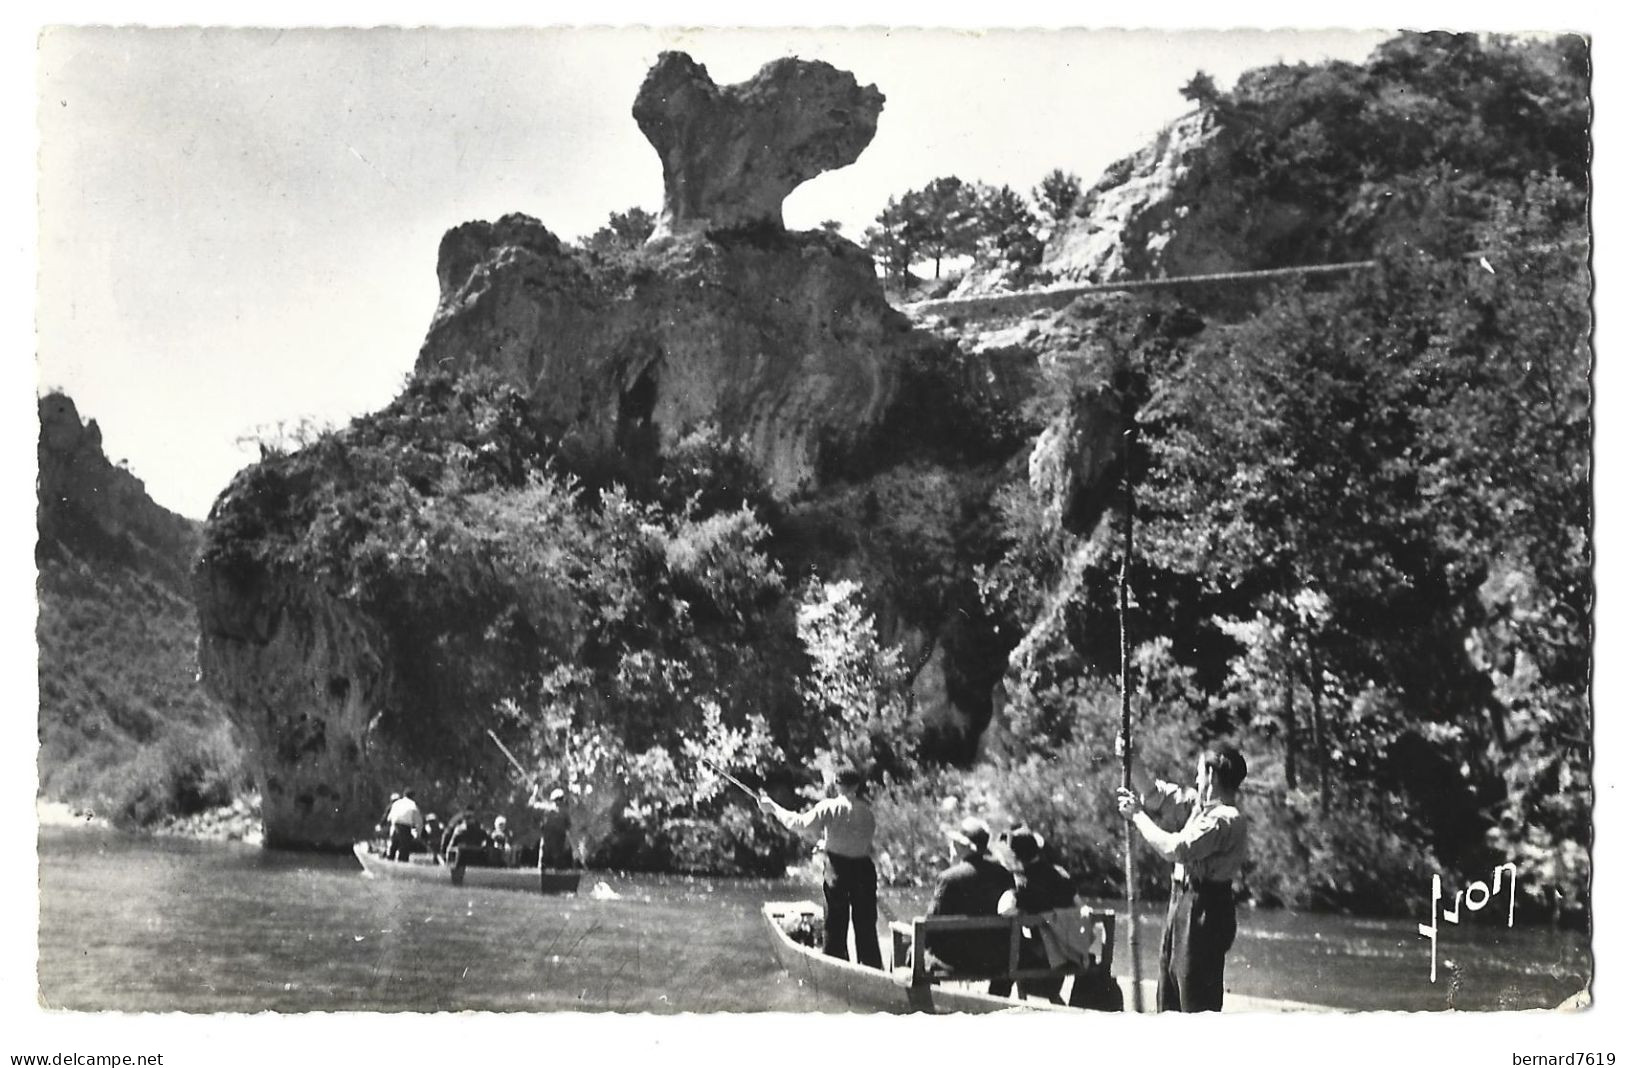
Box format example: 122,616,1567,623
925,817,1014,976
490,815,513,865
444,813,492,866
989,825,1079,1002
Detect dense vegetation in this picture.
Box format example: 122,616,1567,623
37,559,247,825
1187,32,1588,267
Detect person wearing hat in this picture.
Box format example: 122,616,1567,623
1117,742,1250,1012
989,825,1078,1002
925,817,1015,976
529,784,574,870
759,766,882,969
384,789,423,861
490,815,513,865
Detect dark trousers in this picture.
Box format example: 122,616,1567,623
1158,879,1237,1012
824,853,883,969
987,938,1063,1002
387,823,416,861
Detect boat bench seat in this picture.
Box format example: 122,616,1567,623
889,909,1116,988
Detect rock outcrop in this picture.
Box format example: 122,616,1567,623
419,218,908,495
193,563,394,848
633,52,884,237
419,55,899,497
1041,109,1243,284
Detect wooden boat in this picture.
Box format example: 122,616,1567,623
761,900,1330,1014
353,842,583,894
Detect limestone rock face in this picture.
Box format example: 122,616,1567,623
1043,107,1330,286
633,52,884,236
1043,109,1242,283
194,560,393,849
418,217,908,495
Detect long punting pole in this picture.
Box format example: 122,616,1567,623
698,756,762,802
486,729,535,787
1119,427,1143,1013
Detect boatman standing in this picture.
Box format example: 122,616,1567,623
1117,743,1250,1012
384,788,424,861
759,766,883,969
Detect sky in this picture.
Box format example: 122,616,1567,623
32,25,1402,519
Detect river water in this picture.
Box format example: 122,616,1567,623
35,826,1588,1013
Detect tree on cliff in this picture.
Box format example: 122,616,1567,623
1032,168,1083,232
582,206,657,253
900,177,980,280
868,177,1044,285
861,195,916,290
970,183,1044,276
1178,70,1221,109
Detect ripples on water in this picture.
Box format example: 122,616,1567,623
36,827,1588,1013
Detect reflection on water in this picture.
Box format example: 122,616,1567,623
35,826,1588,1013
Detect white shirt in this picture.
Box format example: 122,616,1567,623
777,794,875,858
386,796,423,829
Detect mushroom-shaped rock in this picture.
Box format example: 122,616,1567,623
633,51,884,236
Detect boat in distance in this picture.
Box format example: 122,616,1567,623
761,900,1330,1014
353,842,584,894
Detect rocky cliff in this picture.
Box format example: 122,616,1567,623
39,393,200,595
419,53,900,496
419,217,908,496
38,393,248,824
195,52,1034,850
1041,109,1242,284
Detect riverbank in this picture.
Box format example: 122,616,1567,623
36,799,110,830
36,794,263,845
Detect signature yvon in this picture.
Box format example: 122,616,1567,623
1417,863,1516,982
